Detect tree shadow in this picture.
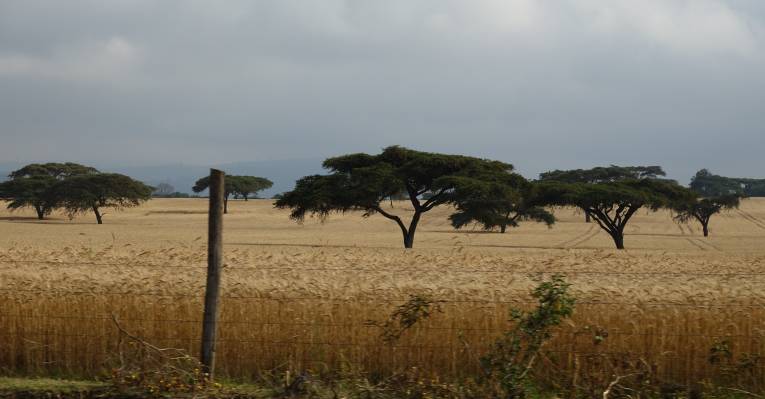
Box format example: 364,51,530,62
0,216,44,222
425,230,499,234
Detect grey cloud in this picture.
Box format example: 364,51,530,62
1,0,764,184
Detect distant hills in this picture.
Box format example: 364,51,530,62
0,159,325,198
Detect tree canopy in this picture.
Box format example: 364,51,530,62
672,169,743,237
539,178,694,249
0,162,100,219
0,175,58,219
54,173,153,224
275,146,515,248
539,165,666,184
9,162,99,180
540,165,668,223
673,195,740,237
232,176,273,201
447,174,554,233
689,169,744,197
193,174,273,213
690,169,765,197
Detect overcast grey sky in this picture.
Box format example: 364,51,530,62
1,0,764,182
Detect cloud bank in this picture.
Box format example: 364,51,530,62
1,0,763,181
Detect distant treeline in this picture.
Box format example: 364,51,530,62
690,169,765,197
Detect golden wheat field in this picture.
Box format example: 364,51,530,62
2,198,765,387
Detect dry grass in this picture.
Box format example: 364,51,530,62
1,198,765,389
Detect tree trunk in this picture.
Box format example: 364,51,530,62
34,205,45,220
702,223,709,237
585,212,591,223
93,206,103,224
403,211,422,249
223,196,229,214
611,232,625,250
500,224,507,234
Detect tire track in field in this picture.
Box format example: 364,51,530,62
736,209,765,230
693,238,721,252
567,226,601,248
555,224,596,248
686,238,707,251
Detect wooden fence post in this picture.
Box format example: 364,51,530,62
201,168,224,379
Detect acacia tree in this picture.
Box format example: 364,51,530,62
539,166,666,222
232,176,273,201
0,176,58,219
0,162,99,219
275,146,514,248
674,195,740,237
539,179,694,249
674,170,743,237
448,175,554,233
54,173,153,224
193,175,273,213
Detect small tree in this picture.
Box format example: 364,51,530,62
54,173,153,224
539,179,694,249
540,166,666,222
448,175,554,233
0,175,58,219
275,146,514,248
481,275,575,398
0,162,99,219
192,175,272,213
674,195,740,237
231,176,273,201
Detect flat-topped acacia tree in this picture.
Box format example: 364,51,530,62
192,175,273,214
539,178,694,249
275,146,514,248
0,162,99,219
674,170,742,237
54,173,153,224
232,176,273,201
447,174,554,233
539,166,666,222
674,195,740,237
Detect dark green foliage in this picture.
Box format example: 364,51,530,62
540,165,668,223
539,165,666,184
373,294,443,344
231,176,273,201
275,146,514,248
0,176,58,219
0,162,99,219
193,175,273,213
448,175,554,233
690,169,745,197
54,173,153,224
539,178,694,249
674,194,740,237
742,180,765,196
481,275,575,399
9,162,99,179
691,169,765,197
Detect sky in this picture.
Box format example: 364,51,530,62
1,0,764,183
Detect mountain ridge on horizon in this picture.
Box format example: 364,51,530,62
0,158,326,198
